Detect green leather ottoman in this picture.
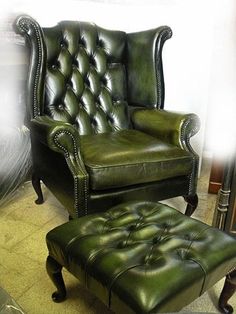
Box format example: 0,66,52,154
46,201,236,313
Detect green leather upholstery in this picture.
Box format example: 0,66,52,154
43,22,129,135
80,130,193,190
15,15,200,218
46,201,236,313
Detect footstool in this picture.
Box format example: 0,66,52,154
46,201,236,313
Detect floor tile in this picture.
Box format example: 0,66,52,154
0,247,43,300
13,227,51,264
0,216,39,250
17,271,111,314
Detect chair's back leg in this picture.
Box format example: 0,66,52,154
32,172,44,204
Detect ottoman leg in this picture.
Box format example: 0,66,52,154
46,256,67,303
219,269,236,314
184,194,198,216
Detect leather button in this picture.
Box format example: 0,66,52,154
152,236,161,244
98,39,104,48
162,223,169,229
89,56,95,66
52,61,60,69
184,234,190,241
117,240,126,249
102,77,107,84
85,78,90,86
79,37,85,46
58,104,64,110
91,118,97,125
128,225,136,231
73,59,78,66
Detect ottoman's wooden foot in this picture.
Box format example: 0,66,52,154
219,269,236,314
46,256,66,303
184,194,198,216
32,172,44,205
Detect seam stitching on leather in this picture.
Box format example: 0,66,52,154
18,17,43,117
155,27,172,109
86,156,192,170
186,226,212,295
108,263,144,308
188,257,207,296
53,130,88,216
180,116,200,194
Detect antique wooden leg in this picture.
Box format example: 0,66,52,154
219,269,236,314
46,256,67,303
184,194,198,216
32,172,44,204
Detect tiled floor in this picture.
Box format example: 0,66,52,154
0,159,235,313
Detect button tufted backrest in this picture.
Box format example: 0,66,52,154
42,21,129,135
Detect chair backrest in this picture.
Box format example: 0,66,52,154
43,21,130,135
16,17,130,135
15,16,171,135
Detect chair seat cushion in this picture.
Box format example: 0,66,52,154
80,129,193,190
46,201,236,313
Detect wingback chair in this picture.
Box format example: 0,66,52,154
15,15,200,219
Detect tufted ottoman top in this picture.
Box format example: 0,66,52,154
46,201,236,313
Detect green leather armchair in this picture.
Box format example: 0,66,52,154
15,15,200,218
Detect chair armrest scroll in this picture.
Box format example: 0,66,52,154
30,116,89,217
30,116,81,157
131,109,200,152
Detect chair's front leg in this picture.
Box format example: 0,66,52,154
184,194,198,216
46,256,67,303
219,268,236,314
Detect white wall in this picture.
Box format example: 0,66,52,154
2,0,236,161
205,0,236,159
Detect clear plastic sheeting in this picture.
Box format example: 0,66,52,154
0,287,25,314
0,125,32,207
0,14,30,208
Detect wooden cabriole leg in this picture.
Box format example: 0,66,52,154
46,255,67,303
32,172,44,204
219,269,236,314
184,194,198,216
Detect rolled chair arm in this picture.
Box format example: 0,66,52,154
131,109,200,152
30,116,89,217
30,116,81,157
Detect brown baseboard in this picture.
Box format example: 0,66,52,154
208,157,224,194
208,181,221,194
